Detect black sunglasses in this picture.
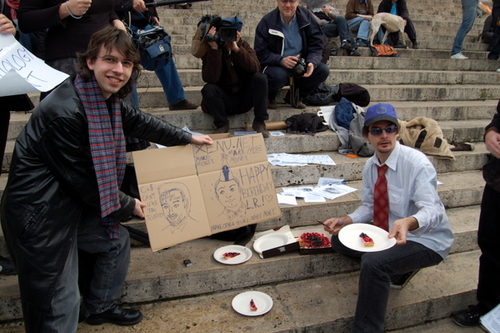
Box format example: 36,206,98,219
369,124,398,136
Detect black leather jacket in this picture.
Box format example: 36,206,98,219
0,77,191,312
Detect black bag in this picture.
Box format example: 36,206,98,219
303,81,339,106
333,83,371,107
285,113,329,135
133,26,172,71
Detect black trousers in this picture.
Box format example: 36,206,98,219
201,72,269,129
477,184,500,311
0,110,9,172
386,16,417,44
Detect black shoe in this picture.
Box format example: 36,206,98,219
349,49,361,56
452,304,488,327
329,48,337,56
357,39,369,47
341,39,352,51
394,41,407,49
390,270,419,289
0,255,17,275
412,41,419,49
86,305,143,326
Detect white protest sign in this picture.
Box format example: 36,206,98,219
0,33,69,96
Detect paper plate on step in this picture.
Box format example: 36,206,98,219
213,245,252,265
232,291,273,316
338,223,396,252
252,233,290,254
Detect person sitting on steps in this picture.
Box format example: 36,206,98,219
200,22,270,138
307,3,361,57
377,0,419,49
255,0,330,110
345,0,375,47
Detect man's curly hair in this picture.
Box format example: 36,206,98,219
76,26,141,99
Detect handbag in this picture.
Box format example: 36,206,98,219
133,25,172,71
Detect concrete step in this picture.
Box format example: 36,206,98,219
132,84,500,109
137,67,500,89
0,249,481,332
2,119,490,173
167,46,496,69
6,100,496,142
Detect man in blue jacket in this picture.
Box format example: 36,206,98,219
255,0,330,109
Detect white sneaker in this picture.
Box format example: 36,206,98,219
496,68,500,73
451,52,469,59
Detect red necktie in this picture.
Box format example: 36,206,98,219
373,165,389,231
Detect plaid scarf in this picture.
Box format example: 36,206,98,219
5,0,19,20
75,75,126,239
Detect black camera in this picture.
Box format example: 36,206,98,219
202,15,243,44
292,58,307,77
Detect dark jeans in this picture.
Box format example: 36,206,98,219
263,62,330,102
201,72,269,128
78,217,131,315
385,16,417,44
488,6,500,60
331,235,443,333
477,184,500,311
321,15,357,47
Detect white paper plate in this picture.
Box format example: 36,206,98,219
338,223,397,252
231,291,273,316
252,233,290,254
213,245,252,265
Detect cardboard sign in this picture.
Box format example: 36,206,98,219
133,134,281,251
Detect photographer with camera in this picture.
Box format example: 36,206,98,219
200,18,270,138
255,0,330,110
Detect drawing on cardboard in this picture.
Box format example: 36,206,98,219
158,182,198,233
215,165,247,222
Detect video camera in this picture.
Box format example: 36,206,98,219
201,15,243,44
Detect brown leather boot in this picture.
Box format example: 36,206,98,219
213,122,229,134
169,99,198,110
252,120,270,138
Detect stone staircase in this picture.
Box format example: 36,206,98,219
0,0,499,331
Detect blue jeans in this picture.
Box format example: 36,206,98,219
131,58,186,107
155,58,186,105
347,17,371,41
331,235,443,333
451,0,478,55
78,216,131,315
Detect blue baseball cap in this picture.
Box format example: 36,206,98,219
364,103,399,127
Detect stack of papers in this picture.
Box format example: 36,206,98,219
481,304,500,333
268,153,335,166
277,177,357,206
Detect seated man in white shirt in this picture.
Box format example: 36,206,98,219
321,103,454,333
